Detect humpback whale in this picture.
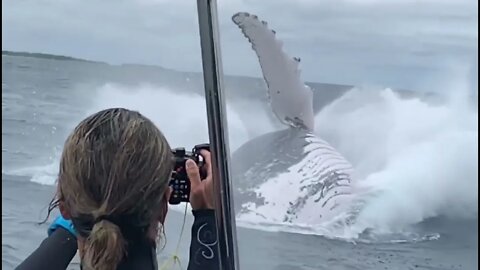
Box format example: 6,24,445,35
230,12,356,225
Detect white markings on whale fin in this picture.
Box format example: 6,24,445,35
232,12,315,131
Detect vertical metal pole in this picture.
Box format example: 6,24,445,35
196,1,240,270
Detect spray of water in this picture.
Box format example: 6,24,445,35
315,75,478,236
21,83,250,184
17,73,477,240
88,83,250,151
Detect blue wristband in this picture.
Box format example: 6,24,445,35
48,215,77,238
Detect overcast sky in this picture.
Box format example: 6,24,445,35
2,0,478,91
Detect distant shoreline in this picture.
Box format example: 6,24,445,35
3,50,447,100
1,49,265,82
2,50,107,64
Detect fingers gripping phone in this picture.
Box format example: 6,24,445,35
169,143,210,205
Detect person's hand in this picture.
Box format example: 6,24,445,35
186,150,214,210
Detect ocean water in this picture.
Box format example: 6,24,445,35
2,54,478,270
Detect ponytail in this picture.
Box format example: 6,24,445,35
82,220,126,270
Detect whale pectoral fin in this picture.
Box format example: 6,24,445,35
232,12,315,131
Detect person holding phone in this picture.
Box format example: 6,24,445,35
15,108,220,270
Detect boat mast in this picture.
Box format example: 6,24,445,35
196,1,240,270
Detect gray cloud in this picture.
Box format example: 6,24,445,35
2,0,478,91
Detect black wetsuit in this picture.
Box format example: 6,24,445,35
15,210,219,270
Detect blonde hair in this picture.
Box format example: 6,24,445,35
58,108,172,270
